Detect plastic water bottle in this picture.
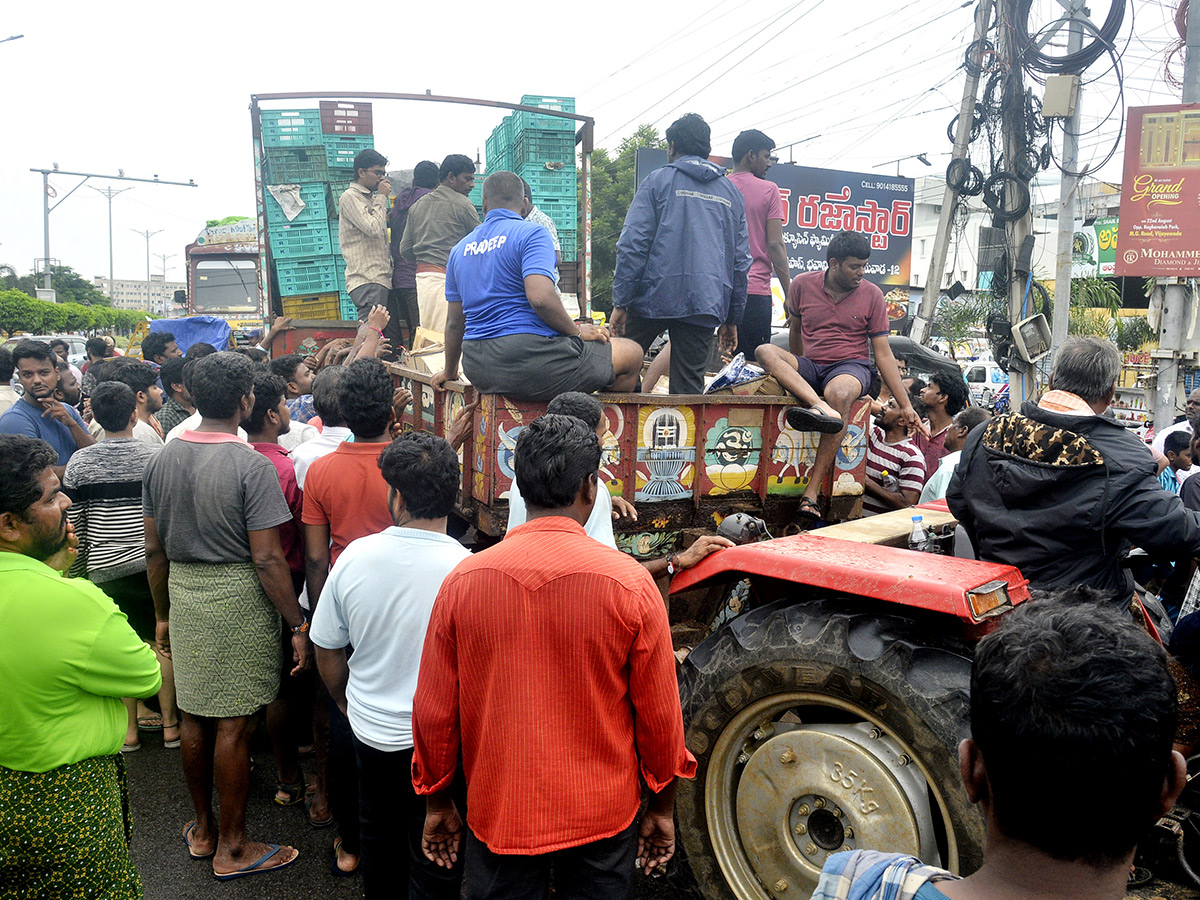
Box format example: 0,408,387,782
908,515,929,553
881,469,900,492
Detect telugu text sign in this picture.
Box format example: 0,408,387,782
1115,104,1200,277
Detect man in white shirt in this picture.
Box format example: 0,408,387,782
920,407,991,503
1152,388,1200,483
311,431,470,900
291,367,351,490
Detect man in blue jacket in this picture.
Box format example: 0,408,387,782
610,113,751,395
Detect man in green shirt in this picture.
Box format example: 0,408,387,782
0,433,162,899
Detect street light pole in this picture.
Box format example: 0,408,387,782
155,252,176,315
132,229,163,313
88,185,132,301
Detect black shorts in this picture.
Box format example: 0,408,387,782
462,333,615,401
794,356,873,397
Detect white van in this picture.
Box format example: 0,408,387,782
962,360,1009,409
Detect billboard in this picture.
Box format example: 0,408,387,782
1115,104,1200,276
634,151,913,287
1072,215,1119,278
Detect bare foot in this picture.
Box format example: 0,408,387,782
812,400,843,422
213,841,298,878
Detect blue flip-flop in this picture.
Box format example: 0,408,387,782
212,844,298,880
182,821,214,860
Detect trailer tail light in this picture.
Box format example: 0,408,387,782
966,580,1013,620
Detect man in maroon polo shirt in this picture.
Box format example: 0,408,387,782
756,230,921,521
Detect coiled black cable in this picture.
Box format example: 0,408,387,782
1015,0,1124,74
982,172,1031,221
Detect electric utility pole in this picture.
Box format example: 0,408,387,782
911,0,993,345
29,166,194,298
132,229,163,313
1051,1,1087,351
88,185,132,302
1152,0,1200,432
156,252,176,316
1000,0,1035,405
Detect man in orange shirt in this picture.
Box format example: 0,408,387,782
412,414,696,899
301,356,396,872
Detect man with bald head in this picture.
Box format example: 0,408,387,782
432,171,643,401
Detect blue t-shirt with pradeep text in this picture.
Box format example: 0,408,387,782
0,397,88,465
445,208,559,341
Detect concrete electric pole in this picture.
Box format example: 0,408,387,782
132,229,164,313
88,185,132,302
1050,2,1088,351
910,0,994,345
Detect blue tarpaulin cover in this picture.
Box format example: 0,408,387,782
148,317,232,355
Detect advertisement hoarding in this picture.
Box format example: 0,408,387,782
1072,215,1119,278
634,151,913,287
1115,104,1200,277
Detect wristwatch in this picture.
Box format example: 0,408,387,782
290,620,309,635
666,553,681,576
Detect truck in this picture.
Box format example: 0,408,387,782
254,90,1019,900
185,219,262,320
390,361,1029,900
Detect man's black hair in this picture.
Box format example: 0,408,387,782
244,373,287,435
85,336,108,359
0,346,13,382
268,354,306,385
90,381,138,433
180,359,199,395
439,154,475,182
159,357,189,400
928,371,969,416
141,331,175,362
1165,430,1192,456
666,113,712,159
190,352,254,420
12,340,55,367
732,129,774,164
103,359,157,396
378,431,460,519
49,338,68,352
0,435,57,518
515,414,601,510
185,342,218,359
827,230,872,263
907,391,927,421
337,358,393,438
546,391,603,432
414,160,440,189
971,592,1176,863
232,347,268,363
954,406,991,433
311,366,346,427
354,148,388,176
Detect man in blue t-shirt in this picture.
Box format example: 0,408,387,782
0,340,94,479
431,171,643,402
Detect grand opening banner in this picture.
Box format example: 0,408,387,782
635,150,913,287
1115,104,1200,277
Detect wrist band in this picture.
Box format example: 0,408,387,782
370,326,384,337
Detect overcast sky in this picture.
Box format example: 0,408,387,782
0,0,1184,290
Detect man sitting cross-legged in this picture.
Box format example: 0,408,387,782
756,230,921,520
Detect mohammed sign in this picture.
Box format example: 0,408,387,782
1115,104,1200,277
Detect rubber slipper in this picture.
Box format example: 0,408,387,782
330,836,359,878
183,821,215,860
137,713,164,731
163,721,181,750
213,844,298,880
796,498,823,522
305,792,334,827
274,780,305,806
786,406,843,434
121,740,141,753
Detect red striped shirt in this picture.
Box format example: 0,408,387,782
863,424,927,515
411,517,697,854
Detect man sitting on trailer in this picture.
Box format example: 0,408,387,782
755,230,921,522
810,595,1185,900
431,172,643,402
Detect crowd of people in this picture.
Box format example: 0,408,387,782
3,109,1200,900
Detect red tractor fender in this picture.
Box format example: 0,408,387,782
670,532,1030,626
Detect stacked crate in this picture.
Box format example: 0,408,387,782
478,96,578,260
261,103,374,320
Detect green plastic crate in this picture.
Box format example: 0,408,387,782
324,135,376,170
260,109,323,147
513,95,576,134
518,164,576,200
270,221,333,260
512,130,576,168
264,146,329,184
276,255,340,296
266,183,333,229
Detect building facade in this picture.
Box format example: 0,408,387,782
94,273,186,316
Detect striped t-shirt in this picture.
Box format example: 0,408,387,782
863,424,927,516
62,438,160,582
